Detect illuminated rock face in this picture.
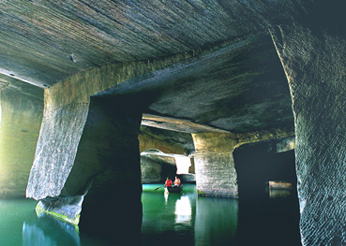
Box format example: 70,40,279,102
0,79,43,198
26,103,89,200
271,25,346,245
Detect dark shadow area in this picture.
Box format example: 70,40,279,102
301,0,346,36
233,141,301,245
64,95,145,245
161,163,177,183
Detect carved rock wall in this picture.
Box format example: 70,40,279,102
271,24,346,245
0,80,43,198
140,156,162,184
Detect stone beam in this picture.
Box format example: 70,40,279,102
141,113,229,133
270,24,346,245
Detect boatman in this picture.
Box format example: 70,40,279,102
174,176,181,186
165,177,172,187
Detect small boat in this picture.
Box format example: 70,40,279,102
164,185,183,193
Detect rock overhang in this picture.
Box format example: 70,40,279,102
93,31,294,135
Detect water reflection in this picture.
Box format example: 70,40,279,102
141,184,239,245
164,191,169,204
23,207,114,246
0,185,299,245
195,197,238,246
142,184,301,245
23,213,80,246
0,199,82,246
235,191,301,245
0,199,37,246
141,185,196,245
268,189,292,198
175,196,192,226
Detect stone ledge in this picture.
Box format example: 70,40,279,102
35,195,84,226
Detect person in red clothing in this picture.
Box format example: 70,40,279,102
165,177,172,187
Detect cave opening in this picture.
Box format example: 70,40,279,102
140,150,177,184
233,140,297,200
233,140,301,245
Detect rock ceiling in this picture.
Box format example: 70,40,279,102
0,0,300,87
2,0,327,138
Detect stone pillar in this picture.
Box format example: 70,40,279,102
24,63,150,244
26,102,89,199
62,96,143,244
270,25,346,245
192,132,238,198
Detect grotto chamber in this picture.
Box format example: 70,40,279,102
2,1,346,245
2,28,299,245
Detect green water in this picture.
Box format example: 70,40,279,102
0,184,300,245
0,199,110,246
141,184,238,246
0,199,37,246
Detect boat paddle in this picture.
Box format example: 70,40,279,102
154,185,164,191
